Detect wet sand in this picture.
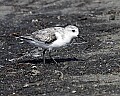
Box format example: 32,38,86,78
0,0,120,96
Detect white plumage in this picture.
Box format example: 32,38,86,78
19,25,79,64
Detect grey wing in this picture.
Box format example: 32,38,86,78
31,28,58,44
20,27,63,46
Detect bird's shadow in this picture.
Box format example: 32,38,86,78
18,57,79,64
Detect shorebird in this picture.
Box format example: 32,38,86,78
14,25,79,64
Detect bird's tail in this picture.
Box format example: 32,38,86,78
11,33,20,37
11,33,32,41
11,33,49,48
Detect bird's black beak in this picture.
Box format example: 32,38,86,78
77,35,87,42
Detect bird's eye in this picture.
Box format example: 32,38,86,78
72,30,75,32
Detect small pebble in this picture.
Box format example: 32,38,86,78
72,90,76,93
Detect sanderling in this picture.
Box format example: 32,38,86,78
15,25,79,64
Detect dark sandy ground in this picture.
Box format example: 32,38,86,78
0,0,120,96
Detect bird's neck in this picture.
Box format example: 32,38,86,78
64,35,73,43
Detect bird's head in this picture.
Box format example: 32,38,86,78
64,25,79,38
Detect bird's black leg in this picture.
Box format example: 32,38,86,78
49,50,57,64
43,49,47,64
